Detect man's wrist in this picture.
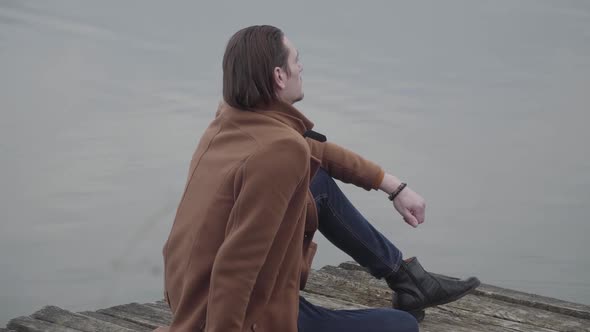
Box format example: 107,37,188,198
379,173,402,195
388,183,407,201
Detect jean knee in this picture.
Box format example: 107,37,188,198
396,311,419,332
380,309,419,332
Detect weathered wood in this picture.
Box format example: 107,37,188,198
310,265,590,332
305,269,393,307
302,286,528,332
436,305,559,332
475,283,590,320
4,262,590,332
30,306,134,332
301,289,485,332
141,302,169,312
7,316,81,332
443,294,590,332
300,290,369,310
113,303,172,323
339,261,590,320
420,307,534,332
77,312,151,332
336,261,590,329
96,303,171,329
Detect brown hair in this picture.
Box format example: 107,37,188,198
222,25,290,110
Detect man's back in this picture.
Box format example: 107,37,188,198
161,103,313,332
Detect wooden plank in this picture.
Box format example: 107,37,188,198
305,269,393,307
3,262,588,332
78,312,150,332
142,300,168,311
444,294,590,332
302,288,505,332
320,266,590,331
30,306,135,332
438,305,561,332
332,263,590,330
142,302,170,312
339,261,590,319
307,268,580,332
302,289,468,332
334,262,590,321
96,303,171,329
300,290,369,310
422,308,488,332
111,303,172,323
437,304,559,332
141,295,368,325
420,307,558,332
7,316,82,332
476,283,590,320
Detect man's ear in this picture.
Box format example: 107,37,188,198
274,67,286,90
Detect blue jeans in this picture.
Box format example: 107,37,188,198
298,168,417,332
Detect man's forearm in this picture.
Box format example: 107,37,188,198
379,172,403,195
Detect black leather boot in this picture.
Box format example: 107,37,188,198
386,257,480,312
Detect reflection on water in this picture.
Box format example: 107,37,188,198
1,0,589,325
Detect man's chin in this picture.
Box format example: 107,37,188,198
293,93,304,104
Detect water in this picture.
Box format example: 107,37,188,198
1,0,589,325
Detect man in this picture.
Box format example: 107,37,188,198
156,25,479,332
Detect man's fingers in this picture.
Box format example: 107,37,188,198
414,207,425,225
403,211,419,228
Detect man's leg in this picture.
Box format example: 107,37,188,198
309,168,480,313
298,296,418,332
310,167,402,279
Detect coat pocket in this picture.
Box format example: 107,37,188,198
164,290,171,308
299,241,318,290
307,241,318,267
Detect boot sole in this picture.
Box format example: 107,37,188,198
393,278,481,312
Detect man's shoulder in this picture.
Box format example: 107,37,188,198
220,111,306,147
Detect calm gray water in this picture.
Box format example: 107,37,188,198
1,0,589,325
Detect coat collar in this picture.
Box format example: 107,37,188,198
254,101,314,135
218,100,314,135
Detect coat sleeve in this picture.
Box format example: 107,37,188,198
205,137,309,332
306,139,384,191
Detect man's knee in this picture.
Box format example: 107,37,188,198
380,309,419,332
394,310,419,332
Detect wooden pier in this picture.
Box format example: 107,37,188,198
4,261,590,331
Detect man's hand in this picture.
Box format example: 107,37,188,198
379,173,426,228
392,186,426,228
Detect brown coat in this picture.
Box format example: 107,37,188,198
157,102,384,332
